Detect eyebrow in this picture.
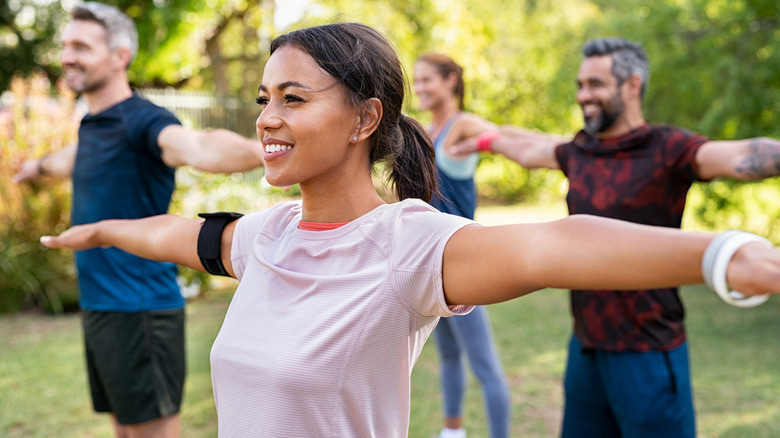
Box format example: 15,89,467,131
257,81,313,93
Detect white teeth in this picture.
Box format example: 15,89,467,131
265,144,292,153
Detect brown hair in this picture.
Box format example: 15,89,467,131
270,23,438,202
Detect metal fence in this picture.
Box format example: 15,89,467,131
139,88,264,185
139,88,259,139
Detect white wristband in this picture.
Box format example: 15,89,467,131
701,230,771,308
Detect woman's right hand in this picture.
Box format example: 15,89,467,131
40,223,106,251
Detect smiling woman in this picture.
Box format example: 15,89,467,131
38,21,780,438
255,47,379,195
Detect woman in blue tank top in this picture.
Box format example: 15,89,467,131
413,53,510,438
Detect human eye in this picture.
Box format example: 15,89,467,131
255,96,269,107
284,94,304,104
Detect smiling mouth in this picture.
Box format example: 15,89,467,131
581,103,600,117
265,144,293,153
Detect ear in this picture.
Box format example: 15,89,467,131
352,98,383,143
445,71,459,93
624,73,643,99
111,47,133,71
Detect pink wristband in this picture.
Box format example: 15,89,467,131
476,132,499,152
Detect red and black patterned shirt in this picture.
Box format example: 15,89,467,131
555,124,709,352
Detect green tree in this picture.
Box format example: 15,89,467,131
0,0,62,92
584,0,780,242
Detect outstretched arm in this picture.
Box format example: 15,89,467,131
13,143,78,182
40,214,239,278
449,125,567,170
441,113,497,155
157,125,265,173
696,137,780,181
442,215,780,305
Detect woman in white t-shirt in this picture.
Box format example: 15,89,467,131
41,22,780,438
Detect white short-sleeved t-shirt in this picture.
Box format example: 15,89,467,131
210,199,474,437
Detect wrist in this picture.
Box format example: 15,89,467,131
701,230,771,307
476,132,499,152
37,154,49,176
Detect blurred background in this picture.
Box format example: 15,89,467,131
1,2,779,437
2,0,779,315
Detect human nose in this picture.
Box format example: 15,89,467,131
255,101,282,134
576,85,592,104
61,46,75,65
413,80,424,96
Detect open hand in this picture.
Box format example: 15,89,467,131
12,159,41,183
40,224,106,251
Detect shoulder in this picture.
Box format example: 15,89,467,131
453,112,484,126
123,94,180,124
236,201,302,237
652,124,709,148
652,124,705,138
382,200,474,253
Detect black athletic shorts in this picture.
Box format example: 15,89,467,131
82,308,186,424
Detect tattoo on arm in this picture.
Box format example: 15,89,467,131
735,138,780,179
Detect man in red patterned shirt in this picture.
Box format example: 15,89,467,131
452,37,780,438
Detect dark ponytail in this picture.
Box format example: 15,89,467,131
389,115,438,202
271,22,439,202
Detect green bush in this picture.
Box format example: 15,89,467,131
475,154,567,204
684,180,780,244
0,74,79,314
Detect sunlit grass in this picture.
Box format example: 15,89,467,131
1,204,778,438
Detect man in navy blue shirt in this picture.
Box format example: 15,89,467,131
13,3,263,437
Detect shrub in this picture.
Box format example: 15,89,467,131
0,74,80,313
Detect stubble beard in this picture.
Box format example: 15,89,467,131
583,92,624,136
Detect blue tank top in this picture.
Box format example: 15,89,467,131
429,114,479,219
72,94,183,312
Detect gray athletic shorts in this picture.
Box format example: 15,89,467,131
82,308,186,424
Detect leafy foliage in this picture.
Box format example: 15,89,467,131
0,0,63,92
2,0,780,310
0,74,80,313
583,0,780,243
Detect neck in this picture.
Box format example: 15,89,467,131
300,185,385,224
84,77,133,114
597,108,646,139
429,99,460,132
298,158,386,223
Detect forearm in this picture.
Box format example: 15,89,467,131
160,125,264,173
101,215,204,270
736,137,780,180
192,129,265,173
42,215,205,272
14,143,76,182
44,143,78,178
490,126,563,170
444,216,710,305
697,137,780,180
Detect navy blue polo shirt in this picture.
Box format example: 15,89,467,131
72,93,184,312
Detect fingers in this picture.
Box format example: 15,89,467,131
38,225,101,251
40,235,63,249
727,242,780,297
12,161,38,183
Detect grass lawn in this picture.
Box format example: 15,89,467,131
1,202,778,437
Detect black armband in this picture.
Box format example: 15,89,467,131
197,212,244,276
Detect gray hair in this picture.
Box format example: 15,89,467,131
71,2,138,68
583,37,649,98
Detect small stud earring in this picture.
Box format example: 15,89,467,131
353,136,358,141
